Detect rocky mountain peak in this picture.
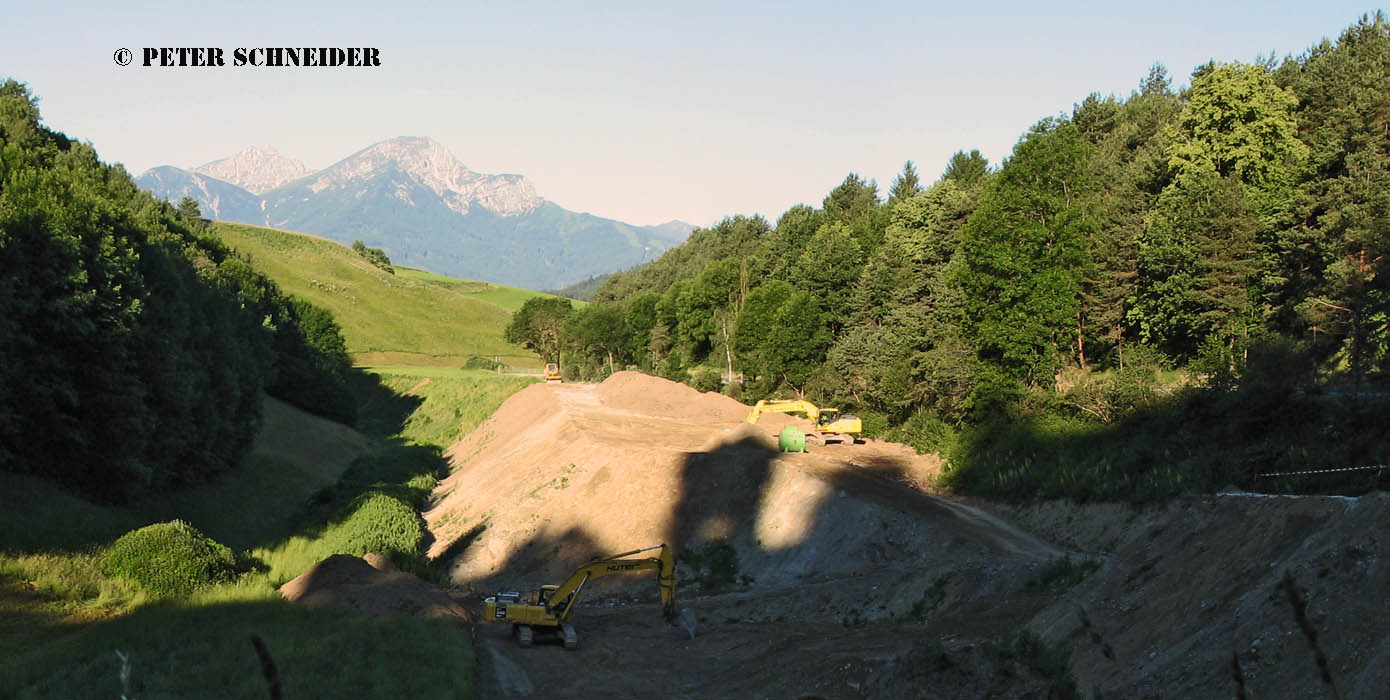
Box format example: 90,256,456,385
194,145,309,194
308,136,541,216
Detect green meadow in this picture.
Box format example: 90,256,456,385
211,222,554,367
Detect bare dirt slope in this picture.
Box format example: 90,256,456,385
424,372,1388,699
1014,492,1389,699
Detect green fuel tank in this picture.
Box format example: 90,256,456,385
778,425,806,452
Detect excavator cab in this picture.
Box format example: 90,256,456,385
817,410,841,427
535,585,558,605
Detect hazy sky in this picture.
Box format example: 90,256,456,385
1,1,1382,226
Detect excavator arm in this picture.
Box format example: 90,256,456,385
482,543,677,649
745,399,820,424
745,399,861,444
547,544,676,622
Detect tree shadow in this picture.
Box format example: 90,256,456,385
667,434,780,551
348,368,425,437
948,341,1390,503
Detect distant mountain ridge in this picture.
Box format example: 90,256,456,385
195,145,308,194
139,138,694,290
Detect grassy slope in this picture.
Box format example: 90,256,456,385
212,221,548,367
0,372,534,698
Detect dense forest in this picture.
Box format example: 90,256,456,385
508,15,1390,501
0,80,354,502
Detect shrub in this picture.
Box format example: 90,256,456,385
682,538,740,593
690,367,723,393
462,355,498,371
721,378,744,400
888,413,958,456
997,630,1078,698
351,240,395,274
855,410,891,439
324,491,425,570
101,520,238,598
1025,556,1101,593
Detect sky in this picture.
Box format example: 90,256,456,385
1,1,1383,227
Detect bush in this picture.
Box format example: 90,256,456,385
324,491,425,570
888,413,958,456
658,355,686,382
855,410,891,439
351,240,395,274
690,367,723,393
997,629,1078,699
1025,556,1101,593
462,355,498,371
721,378,744,400
682,538,741,593
101,521,238,598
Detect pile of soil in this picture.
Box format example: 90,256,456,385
424,371,1388,698
279,554,470,621
423,372,1024,601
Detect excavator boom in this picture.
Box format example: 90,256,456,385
545,544,676,622
482,544,677,650
745,399,862,443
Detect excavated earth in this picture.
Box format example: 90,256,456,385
415,372,1387,699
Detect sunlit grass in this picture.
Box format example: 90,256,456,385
369,371,538,448
212,221,552,360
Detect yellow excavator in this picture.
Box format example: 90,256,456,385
482,544,676,650
543,362,562,383
745,399,862,445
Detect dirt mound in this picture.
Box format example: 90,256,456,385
425,371,1051,600
592,370,748,423
279,554,470,621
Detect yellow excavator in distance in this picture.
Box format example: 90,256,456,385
745,399,862,445
543,362,562,383
482,544,676,650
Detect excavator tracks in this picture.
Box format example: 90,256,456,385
561,623,579,650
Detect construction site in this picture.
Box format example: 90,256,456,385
285,372,1388,699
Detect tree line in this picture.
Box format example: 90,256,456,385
510,16,1390,499
0,81,354,502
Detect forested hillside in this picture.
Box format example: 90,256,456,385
0,81,353,501
531,15,1390,501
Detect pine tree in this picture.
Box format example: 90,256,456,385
889,160,922,203
942,149,990,187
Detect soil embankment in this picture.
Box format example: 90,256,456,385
424,372,1388,698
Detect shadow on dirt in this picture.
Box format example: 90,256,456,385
668,435,779,551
